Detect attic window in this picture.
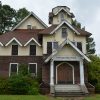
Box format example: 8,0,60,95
27,25,32,29
60,12,64,21
62,28,67,38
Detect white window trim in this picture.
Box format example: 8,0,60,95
0,42,3,46
11,44,18,56
56,62,75,84
9,63,19,77
5,37,22,46
24,38,41,47
28,63,37,76
29,44,36,56
27,24,32,29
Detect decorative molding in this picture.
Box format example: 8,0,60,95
5,37,22,46
53,56,82,61
24,38,41,46
0,42,3,46
50,21,80,35
12,12,48,31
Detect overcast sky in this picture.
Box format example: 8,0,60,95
1,0,100,54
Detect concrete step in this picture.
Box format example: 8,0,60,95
55,85,81,92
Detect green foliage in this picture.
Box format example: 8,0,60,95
72,19,81,29
0,1,29,34
86,37,95,54
15,8,29,24
87,55,100,92
0,64,40,95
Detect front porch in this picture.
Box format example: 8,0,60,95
49,56,88,96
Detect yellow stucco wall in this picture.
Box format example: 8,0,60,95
53,12,72,24
43,24,86,55
17,16,45,29
56,45,80,56
0,42,43,56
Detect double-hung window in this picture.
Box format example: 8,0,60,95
30,45,36,56
62,28,67,38
28,63,37,77
12,45,18,55
9,63,18,76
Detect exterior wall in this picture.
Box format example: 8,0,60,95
53,12,72,24
0,42,43,56
0,56,43,78
42,61,88,85
43,24,86,54
17,16,45,29
56,45,80,57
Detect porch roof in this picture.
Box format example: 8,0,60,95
45,39,91,63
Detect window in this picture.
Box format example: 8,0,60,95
27,25,32,29
53,42,58,49
60,12,64,21
12,45,18,55
30,45,36,55
62,28,67,38
28,63,37,77
9,63,18,76
47,42,52,54
72,41,82,51
77,42,82,51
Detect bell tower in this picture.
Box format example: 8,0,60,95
49,6,74,25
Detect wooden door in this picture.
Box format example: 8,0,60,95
57,63,73,84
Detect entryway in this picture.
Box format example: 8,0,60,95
56,62,74,84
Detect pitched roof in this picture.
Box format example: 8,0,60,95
45,39,91,63
0,29,43,46
40,25,58,34
12,12,48,31
40,22,92,36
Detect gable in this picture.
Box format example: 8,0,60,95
56,44,80,57
16,16,46,29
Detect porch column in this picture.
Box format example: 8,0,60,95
50,59,54,94
80,59,85,85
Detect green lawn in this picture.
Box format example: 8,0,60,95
0,94,100,100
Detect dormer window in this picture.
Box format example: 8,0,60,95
27,25,32,29
62,28,67,38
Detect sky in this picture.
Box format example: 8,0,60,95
1,0,100,54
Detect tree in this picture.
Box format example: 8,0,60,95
72,19,95,54
87,55,100,92
0,2,16,34
0,1,29,34
86,37,95,54
15,8,29,24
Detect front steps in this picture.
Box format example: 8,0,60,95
54,85,88,97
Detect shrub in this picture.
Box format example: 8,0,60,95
0,78,9,94
0,64,40,95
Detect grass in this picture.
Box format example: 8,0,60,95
0,94,100,100
83,94,100,100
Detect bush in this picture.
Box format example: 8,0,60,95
0,64,40,95
7,75,39,95
87,55,100,93
0,78,9,94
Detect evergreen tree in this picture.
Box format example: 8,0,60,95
0,1,29,34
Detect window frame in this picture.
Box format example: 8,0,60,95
29,44,36,56
28,63,37,76
9,63,18,77
27,25,32,29
52,42,58,50
62,28,68,38
11,45,18,56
